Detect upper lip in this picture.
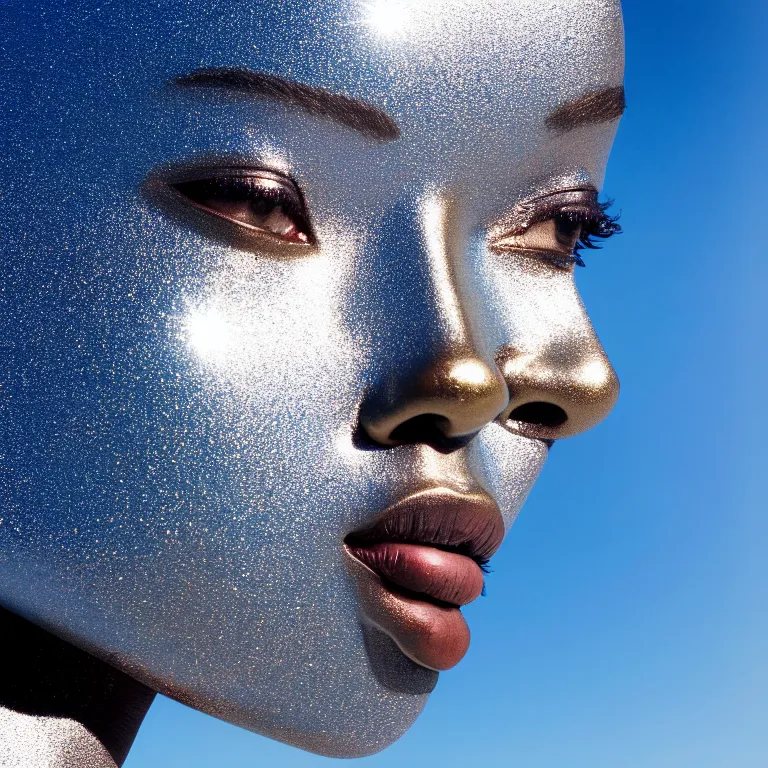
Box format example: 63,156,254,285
344,487,504,604
346,487,504,561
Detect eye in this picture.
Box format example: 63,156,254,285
171,172,313,245
489,189,621,268
493,215,583,257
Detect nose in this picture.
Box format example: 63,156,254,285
361,337,618,449
358,193,508,451
360,349,510,449
496,337,619,441
357,193,619,450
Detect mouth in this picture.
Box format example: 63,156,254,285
344,488,504,671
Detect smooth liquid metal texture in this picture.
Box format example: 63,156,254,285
0,0,624,757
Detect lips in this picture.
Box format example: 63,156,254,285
345,488,504,671
348,543,485,605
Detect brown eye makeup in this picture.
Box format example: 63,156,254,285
171,170,314,245
490,188,621,267
168,173,619,268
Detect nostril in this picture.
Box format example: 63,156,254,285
386,414,476,453
508,402,568,429
388,414,450,444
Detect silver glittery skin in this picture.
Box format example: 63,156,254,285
0,0,624,758
0,710,117,768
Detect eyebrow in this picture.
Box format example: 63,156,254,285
171,68,401,142
546,86,626,133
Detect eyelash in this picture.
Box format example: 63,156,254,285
560,199,621,267
216,176,306,221
521,194,622,267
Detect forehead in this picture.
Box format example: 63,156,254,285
4,0,623,205
6,0,623,121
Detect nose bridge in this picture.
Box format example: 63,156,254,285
418,191,476,349
365,189,495,363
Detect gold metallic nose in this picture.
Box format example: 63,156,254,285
360,350,510,448
496,344,619,440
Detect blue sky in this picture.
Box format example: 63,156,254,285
125,2,767,766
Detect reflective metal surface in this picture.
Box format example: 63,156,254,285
0,0,624,757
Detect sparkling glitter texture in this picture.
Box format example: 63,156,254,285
0,711,117,768
0,0,624,758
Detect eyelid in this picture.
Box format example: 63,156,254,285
488,186,621,270
166,167,317,249
162,164,296,186
487,187,607,270
489,187,600,240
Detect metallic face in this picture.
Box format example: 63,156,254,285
0,0,624,757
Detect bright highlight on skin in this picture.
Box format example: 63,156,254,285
363,0,412,38
581,358,614,388
452,360,492,386
182,304,235,359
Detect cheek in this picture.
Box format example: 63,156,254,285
475,251,590,351
114,207,367,531
175,237,356,401
0,189,373,578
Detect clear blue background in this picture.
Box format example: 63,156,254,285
125,2,767,765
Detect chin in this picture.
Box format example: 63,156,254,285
110,607,438,758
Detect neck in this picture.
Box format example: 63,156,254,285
0,607,155,766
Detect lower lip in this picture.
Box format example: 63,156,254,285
345,543,485,671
